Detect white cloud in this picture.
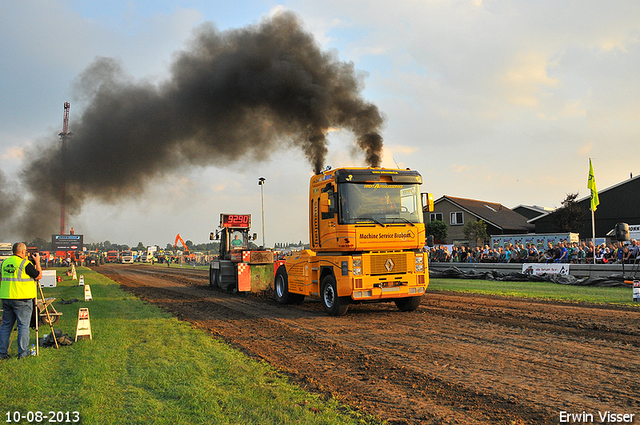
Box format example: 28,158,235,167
500,52,559,107
450,164,469,174
578,142,594,156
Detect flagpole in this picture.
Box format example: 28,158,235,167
588,158,599,265
591,208,596,264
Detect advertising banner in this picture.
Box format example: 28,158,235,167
492,233,578,249
629,225,640,241
522,263,570,276
354,227,421,250
52,234,83,251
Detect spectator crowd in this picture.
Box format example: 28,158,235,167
427,239,640,264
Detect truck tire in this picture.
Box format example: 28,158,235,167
214,269,222,289
274,267,304,304
209,267,216,287
321,275,349,316
394,295,423,312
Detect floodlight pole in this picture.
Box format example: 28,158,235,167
258,177,266,248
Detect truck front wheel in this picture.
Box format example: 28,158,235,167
321,275,349,316
394,295,423,312
274,267,304,304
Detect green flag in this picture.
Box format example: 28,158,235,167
588,159,599,211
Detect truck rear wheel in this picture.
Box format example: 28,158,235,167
209,267,216,287
321,275,349,316
274,267,304,304
209,267,222,289
394,295,423,312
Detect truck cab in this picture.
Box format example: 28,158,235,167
275,167,431,315
219,226,251,262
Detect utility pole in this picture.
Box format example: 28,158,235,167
58,102,71,235
258,177,266,247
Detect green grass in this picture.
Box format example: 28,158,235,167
0,268,379,425
428,278,639,306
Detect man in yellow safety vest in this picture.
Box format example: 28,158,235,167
0,243,42,359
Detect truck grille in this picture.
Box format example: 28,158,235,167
369,253,408,275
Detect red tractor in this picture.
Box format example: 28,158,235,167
209,214,274,292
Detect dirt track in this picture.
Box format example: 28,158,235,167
97,264,640,424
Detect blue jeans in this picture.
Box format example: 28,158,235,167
0,299,34,358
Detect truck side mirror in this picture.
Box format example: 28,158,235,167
210,232,215,241
320,192,330,213
422,193,434,212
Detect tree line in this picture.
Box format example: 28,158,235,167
22,238,310,254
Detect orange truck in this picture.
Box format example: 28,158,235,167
274,167,433,316
106,250,119,263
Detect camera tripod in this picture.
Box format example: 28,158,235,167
35,279,60,353
6,279,59,356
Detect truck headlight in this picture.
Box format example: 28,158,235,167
415,255,424,272
353,258,362,276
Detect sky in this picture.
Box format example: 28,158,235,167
2,0,640,248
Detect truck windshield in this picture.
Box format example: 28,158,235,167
338,183,423,225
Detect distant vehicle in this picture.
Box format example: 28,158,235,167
121,250,134,264
174,234,190,254
84,252,99,267
0,242,13,263
106,251,119,263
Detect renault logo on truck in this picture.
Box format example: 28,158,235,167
385,258,395,272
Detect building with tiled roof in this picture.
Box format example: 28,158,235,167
512,204,555,221
425,195,534,245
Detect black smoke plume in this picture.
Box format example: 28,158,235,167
6,11,385,239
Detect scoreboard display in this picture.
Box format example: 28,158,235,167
220,214,251,228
